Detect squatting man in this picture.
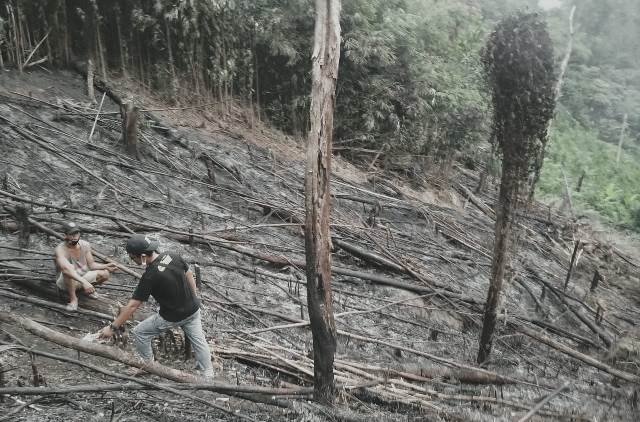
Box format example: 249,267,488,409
99,234,216,378
55,222,117,311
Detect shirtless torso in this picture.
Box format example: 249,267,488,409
54,237,115,310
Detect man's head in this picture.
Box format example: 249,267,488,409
126,234,160,266
62,222,81,247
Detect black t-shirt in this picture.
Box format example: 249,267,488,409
132,253,200,322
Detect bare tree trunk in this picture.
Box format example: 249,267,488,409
41,5,52,67
16,1,27,69
590,269,603,293
22,7,32,54
477,174,516,364
87,58,95,100
576,170,585,192
62,0,70,65
253,32,261,122
121,102,139,159
563,240,581,291
165,19,178,104
0,312,198,383
115,6,127,78
559,167,574,218
85,3,97,101
13,205,31,248
616,113,627,166
136,35,144,86
553,6,576,103
304,0,341,405
9,4,22,71
97,25,107,81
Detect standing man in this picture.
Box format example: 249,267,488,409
55,222,117,311
99,234,215,378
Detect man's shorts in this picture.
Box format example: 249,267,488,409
56,271,99,290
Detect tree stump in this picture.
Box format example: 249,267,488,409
14,205,30,248
121,102,139,158
86,58,95,100
590,269,603,292
194,264,202,289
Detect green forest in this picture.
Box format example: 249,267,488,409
1,0,638,230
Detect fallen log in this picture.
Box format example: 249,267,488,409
214,242,481,305
0,397,44,422
260,204,303,224
0,382,312,397
613,247,640,269
518,325,639,383
71,60,123,106
0,289,113,321
0,333,369,422
455,182,495,218
332,238,405,272
0,311,197,383
517,381,570,422
0,340,312,418
518,317,601,349
527,264,613,348
336,329,522,386
0,189,483,305
219,307,520,387
335,360,584,419
1,271,140,320
0,188,239,252
343,360,515,386
0,341,246,419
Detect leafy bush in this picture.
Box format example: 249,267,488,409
537,114,640,230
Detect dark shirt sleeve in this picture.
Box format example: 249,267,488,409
132,274,152,302
177,254,189,272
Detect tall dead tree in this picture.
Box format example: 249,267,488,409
121,102,139,158
304,0,341,405
528,5,575,203
83,2,98,101
13,205,30,248
615,112,628,166
477,13,556,364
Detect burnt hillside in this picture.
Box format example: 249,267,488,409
1,70,640,421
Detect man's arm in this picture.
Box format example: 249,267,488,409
85,245,117,272
185,270,198,296
55,246,92,286
113,299,142,327
99,299,142,338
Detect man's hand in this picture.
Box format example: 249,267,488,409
83,283,96,295
99,325,114,339
105,263,118,272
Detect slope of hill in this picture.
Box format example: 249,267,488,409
1,70,639,421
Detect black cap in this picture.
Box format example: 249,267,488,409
62,222,80,235
126,234,160,255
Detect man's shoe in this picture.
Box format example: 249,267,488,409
65,301,78,311
87,292,100,300
201,370,215,382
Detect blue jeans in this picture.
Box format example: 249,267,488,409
132,309,213,376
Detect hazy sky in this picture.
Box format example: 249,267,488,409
539,0,562,9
